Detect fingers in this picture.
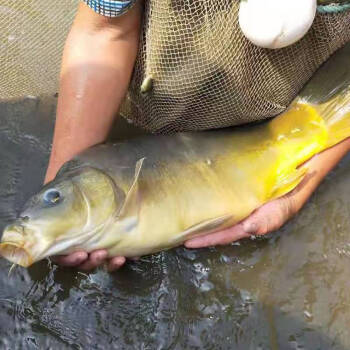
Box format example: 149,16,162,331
51,251,88,267
107,256,126,272
78,250,109,271
51,249,127,272
185,224,250,248
185,195,298,249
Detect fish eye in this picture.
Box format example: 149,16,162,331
43,189,61,205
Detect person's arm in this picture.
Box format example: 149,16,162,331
47,1,142,271
45,2,141,183
185,138,350,248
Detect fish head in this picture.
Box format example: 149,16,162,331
0,167,120,267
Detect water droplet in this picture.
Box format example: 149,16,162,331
200,280,214,292
304,310,312,319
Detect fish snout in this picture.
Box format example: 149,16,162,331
0,224,34,267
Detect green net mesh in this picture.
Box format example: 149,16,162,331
121,1,350,133
0,1,76,100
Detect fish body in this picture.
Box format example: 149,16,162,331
1,45,350,267
70,103,327,258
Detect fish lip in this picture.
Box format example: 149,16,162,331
0,241,33,267
0,224,35,267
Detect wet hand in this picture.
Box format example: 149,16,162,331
185,138,350,249
184,190,302,248
51,250,126,272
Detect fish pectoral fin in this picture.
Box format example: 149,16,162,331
173,214,233,243
119,216,138,233
118,158,145,218
270,166,308,200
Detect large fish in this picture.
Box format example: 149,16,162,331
1,45,350,268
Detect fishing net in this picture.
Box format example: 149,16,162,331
1,1,350,133
0,1,77,100
122,1,350,132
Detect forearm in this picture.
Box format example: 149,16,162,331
291,138,350,210
45,3,141,183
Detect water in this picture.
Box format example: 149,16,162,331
0,97,349,349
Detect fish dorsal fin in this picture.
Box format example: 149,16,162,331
172,214,233,243
118,158,145,218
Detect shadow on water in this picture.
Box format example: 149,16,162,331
0,97,349,349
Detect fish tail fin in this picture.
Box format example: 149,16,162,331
267,85,350,202
316,86,350,149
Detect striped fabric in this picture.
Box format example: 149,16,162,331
82,0,137,17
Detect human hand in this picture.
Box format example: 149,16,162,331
185,139,350,249
51,250,126,272
184,190,302,248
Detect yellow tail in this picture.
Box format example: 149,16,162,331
267,84,350,201
316,86,350,149
262,44,350,201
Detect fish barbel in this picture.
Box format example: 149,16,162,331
1,45,350,268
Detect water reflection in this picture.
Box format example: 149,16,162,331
0,97,349,349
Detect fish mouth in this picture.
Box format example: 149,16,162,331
0,224,34,267
0,242,33,267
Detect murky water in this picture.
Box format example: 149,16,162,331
0,97,349,349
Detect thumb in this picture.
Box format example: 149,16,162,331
243,197,296,236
